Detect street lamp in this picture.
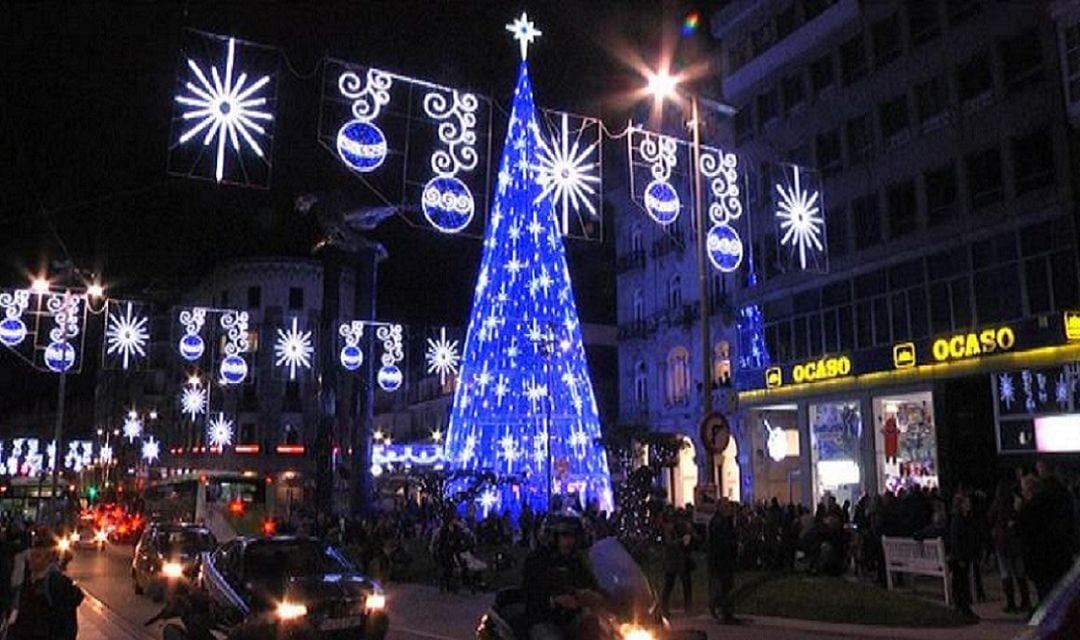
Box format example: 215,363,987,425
645,66,737,485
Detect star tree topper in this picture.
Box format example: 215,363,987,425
507,12,541,61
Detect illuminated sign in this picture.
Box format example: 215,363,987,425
931,326,1015,363
765,367,783,388
893,342,916,369
1065,311,1080,341
792,356,852,383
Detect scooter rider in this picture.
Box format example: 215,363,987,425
521,511,604,640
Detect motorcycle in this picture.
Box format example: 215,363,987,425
476,537,706,640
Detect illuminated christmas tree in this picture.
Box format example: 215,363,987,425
444,17,613,518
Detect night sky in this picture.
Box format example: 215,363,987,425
1,2,700,422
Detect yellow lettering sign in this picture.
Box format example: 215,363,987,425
1065,311,1080,341
893,342,916,369
791,356,852,384
931,326,1016,362
765,367,783,388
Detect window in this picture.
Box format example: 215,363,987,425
782,73,805,112
915,76,947,125
906,0,940,45
815,129,842,177
957,54,993,102
1053,251,1080,310
775,4,798,40
283,423,299,445
909,287,929,338
633,288,644,323
1025,256,1052,314
756,89,779,128
666,347,691,406
887,180,918,238
288,287,304,310
924,162,958,225
855,301,873,349
879,94,910,143
891,292,910,341
1012,128,1054,195
852,194,882,251
247,286,261,309
999,29,1043,91
827,205,849,259
975,265,1020,324
845,113,873,162
1065,24,1080,103
966,146,1003,210
668,276,682,310
840,34,868,85
713,342,732,387
634,362,648,405
872,14,902,68
810,54,835,95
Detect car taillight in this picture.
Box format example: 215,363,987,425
227,499,245,516
261,518,276,536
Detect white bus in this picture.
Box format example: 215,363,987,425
142,471,274,542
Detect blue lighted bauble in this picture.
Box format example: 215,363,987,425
644,179,681,225
421,176,475,234
0,317,27,347
44,342,75,372
336,120,388,173
340,344,363,371
706,223,744,273
377,364,403,392
179,333,205,361
219,354,248,385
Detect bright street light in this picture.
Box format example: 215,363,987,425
646,69,679,101
30,277,50,294
86,282,105,299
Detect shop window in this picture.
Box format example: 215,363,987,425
924,162,958,225
906,0,940,45
1012,128,1054,195
874,393,938,493
886,180,918,238
872,14,902,68
810,401,863,505
634,362,648,406
827,204,849,259
1025,256,1052,314
666,347,691,406
840,34,868,85
957,54,993,103
879,94,910,146
1065,23,1080,103
851,193,882,251
782,72,805,112
756,89,779,129
965,146,1003,210
810,54,835,95
713,342,732,387
815,129,842,177
247,286,261,309
999,28,1043,92
915,76,947,126
668,276,682,310
845,112,873,163
632,288,645,324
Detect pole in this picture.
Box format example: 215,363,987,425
690,96,716,482
49,367,67,526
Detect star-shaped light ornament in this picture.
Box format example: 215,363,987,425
506,12,541,60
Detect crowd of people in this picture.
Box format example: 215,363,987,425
0,517,83,640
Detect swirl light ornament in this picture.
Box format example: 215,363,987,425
421,89,480,233
638,132,680,225
336,68,394,173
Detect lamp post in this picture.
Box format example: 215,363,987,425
646,69,737,485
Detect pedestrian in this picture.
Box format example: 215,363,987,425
7,528,84,640
988,479,1032,614
707,499,739,624
1019,463,1080,603
948,492,979,620
659,515,693,616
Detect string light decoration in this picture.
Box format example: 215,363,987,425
421,90,480,233
171,33,276,185
700,147,744,273
219,310,250,384
177,307,208,362
775,164,826,272
123,413,144,443
274,317,314,381
142,436,161,464
207,412,235,449
635,131,681,225
533,112,600,237
736,274,771,372
180,384,207,421
338,320,365,371
336,68,392,173
44,292,82,373
425,326,460,385
0,290,30,347
443,20,613,519
375,324,405,391
104,301,150,370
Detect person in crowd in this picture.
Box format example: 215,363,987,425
707,499,739,624
659,512,694,616
7,528,84,640
989,479,1032,614
949,492,979,620
1020,463,1080,603
522,512,602,640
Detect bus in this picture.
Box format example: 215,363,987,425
142,471,274,541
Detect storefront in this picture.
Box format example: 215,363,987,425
735,313,1080,505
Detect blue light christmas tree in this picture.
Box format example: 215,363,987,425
444,16,613,518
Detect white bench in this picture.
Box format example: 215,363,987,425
881,536,952,607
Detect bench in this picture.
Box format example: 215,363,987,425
881,536,952,606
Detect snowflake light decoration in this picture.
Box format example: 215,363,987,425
775,165,824,271
506,12,542,60
99,444,113,465
207,413,234,449
105,302,150,370
1056,371,1070,408
122,414,144,443
999,373,1016,411
274,317,314,381
534,113,600,236
181,385,207,421
425,327,460,385
175,36,273,183
142,437,161,464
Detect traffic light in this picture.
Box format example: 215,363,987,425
87,485,99,502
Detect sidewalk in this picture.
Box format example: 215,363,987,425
78,591,155,640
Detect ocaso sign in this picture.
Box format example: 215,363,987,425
931,326,1015,362
792,356,852,383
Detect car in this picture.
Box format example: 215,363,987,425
200,535,389,640
1014,557,1080,639
132,522,216,602
69,523,108,550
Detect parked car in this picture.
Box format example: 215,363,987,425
132,522,216,601
1014,557,1080,639
200,535,389,639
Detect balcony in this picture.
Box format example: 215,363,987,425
617,319,651,340
650,231,685,259
616,249,646,274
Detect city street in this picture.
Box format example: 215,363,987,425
65,545,1022,640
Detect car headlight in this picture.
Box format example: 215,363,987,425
620,625,655,640
276,600,308,621
94,529,108,543
161,561,184,579
57,538,71,553
364,593,386,611
70,531,81,543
